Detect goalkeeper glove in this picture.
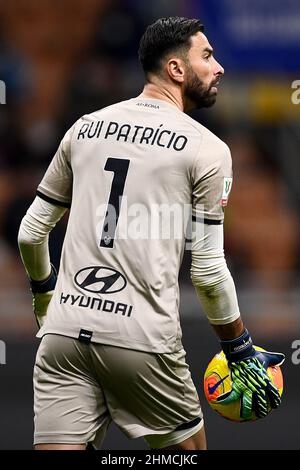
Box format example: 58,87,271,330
216,329,285,420
29,264,57,328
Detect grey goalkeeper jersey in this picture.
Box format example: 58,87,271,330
36,97,233,353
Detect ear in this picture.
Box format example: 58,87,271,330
166,58,185,83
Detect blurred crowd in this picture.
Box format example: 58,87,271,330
0,0,299,336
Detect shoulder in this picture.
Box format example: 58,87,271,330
182,117,231,173
175,112,230,164
79,100,129,123
183,113,229,152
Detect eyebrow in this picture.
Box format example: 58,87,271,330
203,47,213,55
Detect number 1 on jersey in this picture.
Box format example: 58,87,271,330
100,157,130,248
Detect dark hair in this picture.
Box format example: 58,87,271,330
138,17,204,75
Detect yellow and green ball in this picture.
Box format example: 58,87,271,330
203,347,283,422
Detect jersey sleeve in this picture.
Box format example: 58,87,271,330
192,142,233,224
37,126,74,208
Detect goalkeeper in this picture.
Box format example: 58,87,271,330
18,17,284,451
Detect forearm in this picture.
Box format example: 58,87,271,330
18,197,67,280
193,272,240,325
191,222,241,330
194,273,243,339
18,232,51,281
211,316,244,340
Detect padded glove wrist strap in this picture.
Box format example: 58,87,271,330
30,264,57,294
220,329,256,363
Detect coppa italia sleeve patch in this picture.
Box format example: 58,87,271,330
221,177,232,206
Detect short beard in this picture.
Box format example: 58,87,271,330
184,64,217,109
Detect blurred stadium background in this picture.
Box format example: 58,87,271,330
0,0,299,449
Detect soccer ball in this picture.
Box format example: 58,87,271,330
203,347,283,422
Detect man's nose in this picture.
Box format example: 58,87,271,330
213,58,224,76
